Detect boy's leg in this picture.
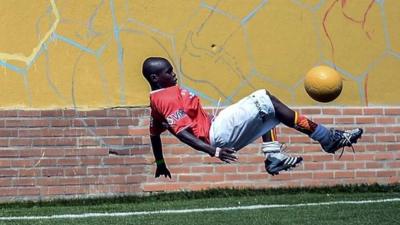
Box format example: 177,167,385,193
267,91,363,156
261,128,303,175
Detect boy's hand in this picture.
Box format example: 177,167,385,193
155,162,171,179
215,147,238,163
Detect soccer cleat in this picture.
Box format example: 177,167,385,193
321,128,363,158
264,152,303,176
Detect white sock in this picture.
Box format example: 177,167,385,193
261,141,281,158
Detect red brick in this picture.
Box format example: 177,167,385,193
107,109,129,117
0,188,18,196
312,118,334,124
43,186,66,195
96,119,117,126
86,110,108,117
124,157,148,165
335,171,355,178
189,166,212,173
366,162,384,169
364,127,384,133
0,178,12,187
18,187,40,196
312,154,334,161
107,128,129,136
11,159,35,167
304,162,324,170
300,108,321,115
40,110,63,117
65,186,88,195
387,144,400,151
0,150,18,157
18,169,40,177
325,162,345,170
73,119,96,127
321,108,341,115
202,174,224,182
270,173,291,180
189,183,211,191
237,165,259,173
376,135,396,142
335,117,355,124
386,127,400,133
365,144,385,151
13,178,35,186
225,174,248,180
118,118,139,126
102,176,126,184
346,162,365,169
42,168,64,177
356,171,376,177
0,169,18,177
109,167,131,175
130,109,150,118
128,128,148,136
290,136,312,143
168,165,190,174
343,108,363,115
0,110,18,117
18,111,41,117
57,158,81,166
179,175,202,182
103,137,123,145
0,159,11,168
376,117,396,124
363,108,383,115
123,137,143,145
377,170,396,177
0,129,17,137
356,117,375,124
88,167,109,175
215,165,237,173
9,138,32,146
290,172,312,179
64,168,87,176
374,153,395,160
384,108,400,115
313,172,334,179
387,161,400,168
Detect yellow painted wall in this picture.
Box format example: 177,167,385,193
0,0,399,108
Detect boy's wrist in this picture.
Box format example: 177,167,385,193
155,159,165,166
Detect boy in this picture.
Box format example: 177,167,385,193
142,57,363,177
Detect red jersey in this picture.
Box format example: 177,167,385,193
149,85,212,143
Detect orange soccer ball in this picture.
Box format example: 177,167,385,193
304,65,343,103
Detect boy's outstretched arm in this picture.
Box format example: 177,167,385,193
150,135,171,178
175,128,237,163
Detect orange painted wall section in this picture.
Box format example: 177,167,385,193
0,0,399,108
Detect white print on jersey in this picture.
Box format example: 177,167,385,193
166,109,186,126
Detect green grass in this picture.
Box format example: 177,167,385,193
0,184,399,225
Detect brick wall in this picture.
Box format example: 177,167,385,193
0,107,399,202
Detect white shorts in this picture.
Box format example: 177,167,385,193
209,89,279,151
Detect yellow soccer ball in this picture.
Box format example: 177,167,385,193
304,65,343,102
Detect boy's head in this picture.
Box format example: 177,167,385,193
142,57,177,90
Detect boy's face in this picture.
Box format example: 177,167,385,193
155,65,177,88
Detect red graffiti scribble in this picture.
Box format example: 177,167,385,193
322,0,375,65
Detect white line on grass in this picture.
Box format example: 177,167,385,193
1,198,399,220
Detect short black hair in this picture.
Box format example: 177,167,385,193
142,57,172,84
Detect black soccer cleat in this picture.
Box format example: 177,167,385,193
264,153,303,176
320,128,363,158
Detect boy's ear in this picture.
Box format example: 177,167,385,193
149,74,158,82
